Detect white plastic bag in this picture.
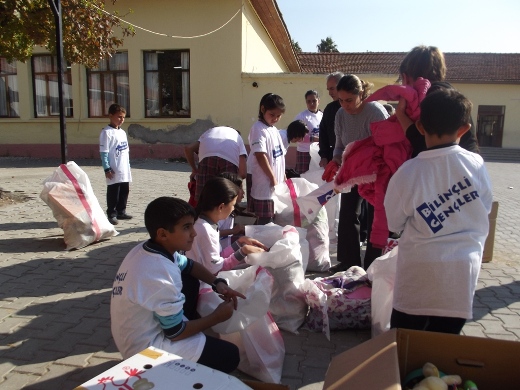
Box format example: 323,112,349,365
219,312,285,383
197,266,284,383
246,225,307,333
40,161,118,250
196,265,273,334
273,179,331,272
366,246,398,338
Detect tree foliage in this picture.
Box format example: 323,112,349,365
291,39,302,54
317,37,339,53
0,0,135,68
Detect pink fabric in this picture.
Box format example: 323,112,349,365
334,79,429,248
219,246,241,271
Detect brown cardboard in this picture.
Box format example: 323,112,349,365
324,328,520,390
243,380,289,390
482,200,499,263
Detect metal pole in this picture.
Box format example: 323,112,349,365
48,0,68,164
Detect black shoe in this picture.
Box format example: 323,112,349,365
328,262,350,274
117,213,133,220
108,216,119,225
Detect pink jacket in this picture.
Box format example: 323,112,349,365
334,78,429,248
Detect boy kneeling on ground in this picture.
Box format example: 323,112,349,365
110,197,245,373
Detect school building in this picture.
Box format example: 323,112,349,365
1,0,520,161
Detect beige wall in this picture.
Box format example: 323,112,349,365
241,1,287,73
1,0,520,157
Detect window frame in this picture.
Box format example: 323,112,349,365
144,50,191,118
0,58,20,118
86,52,130,118
31,54,73,118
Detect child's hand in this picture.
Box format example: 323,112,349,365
213,301,234,322
215,283,246,310
237,237,268,250
105,171,114,180
240,244,265,256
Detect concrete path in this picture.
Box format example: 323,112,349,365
0,157,518,389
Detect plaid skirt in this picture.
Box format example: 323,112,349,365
195,156,238,202
295,151,311,174
249,197,274,219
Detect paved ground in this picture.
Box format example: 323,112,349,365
0,157,518,389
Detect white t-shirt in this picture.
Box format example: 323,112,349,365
198,126,247,167
384,146,493,319
294,109,323,152
218,216,234,250
247,120,286,200
110,242,205,360
99,126,132,185
186,218,223,275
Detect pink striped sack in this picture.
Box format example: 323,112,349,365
40,161,118,249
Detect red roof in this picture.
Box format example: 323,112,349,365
297,52,520,84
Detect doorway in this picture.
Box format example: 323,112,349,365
477,105,504,147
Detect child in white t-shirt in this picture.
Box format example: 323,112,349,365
385,89,493,334
246,93,286,225
110,197,246,373
293,90,323,174
186,177,267,275
99,104,132,225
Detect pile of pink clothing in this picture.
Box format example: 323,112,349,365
334,78,430,248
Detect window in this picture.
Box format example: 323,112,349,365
144,50,190,118
32,55,73,117
0,58,19,118
87,52,130,117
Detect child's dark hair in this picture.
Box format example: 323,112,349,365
108,103,126,115
219,171,243,188
196,177,240,214
258,93,286,122
144,197,196,239
420,89,472,137
305,90,319,99
399,45,446,83
336,74,373,100
287,120,309,142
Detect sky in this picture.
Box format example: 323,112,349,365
276,0,520,53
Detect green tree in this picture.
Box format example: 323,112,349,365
291,39,302,53
317,37,339,53
0,0,135,68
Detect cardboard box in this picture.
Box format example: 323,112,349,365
482,200,499,263
74,346,288,390
324,328,520,389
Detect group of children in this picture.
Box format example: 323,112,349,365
103,44,493,376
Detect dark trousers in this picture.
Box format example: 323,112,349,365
390,309,466,334
198,335,240,373
337,186,382,270
106,182,129,218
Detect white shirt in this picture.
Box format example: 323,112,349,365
294,109,323,152
247,121,286,200
99,125,132,185
186,218,223,275
384,146,493,319
198,126,247,167
110,242,205,360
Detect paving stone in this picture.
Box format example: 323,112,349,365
0,159,519,389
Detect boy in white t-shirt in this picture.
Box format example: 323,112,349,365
110,197,245,372
385,89,493,334
99,104,132,225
